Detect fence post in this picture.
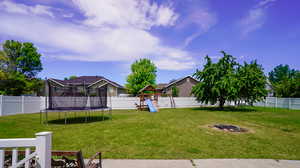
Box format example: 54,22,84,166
0,95,2,116
265,98,267,107
35,132,52,168
275,97,278,108
288,98,291,109
22,96,25,114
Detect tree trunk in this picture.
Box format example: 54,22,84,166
219,98,225,109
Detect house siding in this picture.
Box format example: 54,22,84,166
164,77,198,97
90,82,119,96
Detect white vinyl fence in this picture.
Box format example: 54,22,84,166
0,95,299,116
0,132,52,168
0,95,45,116
254,97,300,110
110,97,208,109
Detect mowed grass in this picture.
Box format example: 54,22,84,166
0,106,299,159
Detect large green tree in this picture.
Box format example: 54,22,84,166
269,64,297,83
192,51,268,108
0,72,29,95
192,51,239,108
0,40,43,95
126,58,157,95
269,64,300,97
237,61,267,105
2,40,42,77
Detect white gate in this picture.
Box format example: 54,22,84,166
0,132,52,168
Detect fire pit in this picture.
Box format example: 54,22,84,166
213,124,248,132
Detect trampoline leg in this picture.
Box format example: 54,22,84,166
85,111,87,123
58,111,60,119
46,110,48,125
40,110,42,124
64,111,67,125
109,108,112,120
102,110,104,121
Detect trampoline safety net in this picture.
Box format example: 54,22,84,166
47,80,107,110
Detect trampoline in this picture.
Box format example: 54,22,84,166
40,78,112,124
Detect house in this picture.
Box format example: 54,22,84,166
48,76,126,97
158,76,199,97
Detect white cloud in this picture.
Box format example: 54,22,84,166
154,58,196,71
0,0,54,18
179,8,217,48
72,0,179,29
257,0,277,8
31,5,54,18
240,8,265,37
239,0,277,37
0,1,194,71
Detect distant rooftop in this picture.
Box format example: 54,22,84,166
49,76,124,88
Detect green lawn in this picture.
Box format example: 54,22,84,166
0,107,299,159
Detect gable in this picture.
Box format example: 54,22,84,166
164,76,198,90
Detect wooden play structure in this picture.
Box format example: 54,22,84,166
136,85,160,111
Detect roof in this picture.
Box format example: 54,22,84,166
156,83,167,90
49,76,124,88
164,76,198,89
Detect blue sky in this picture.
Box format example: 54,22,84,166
0,0,299,85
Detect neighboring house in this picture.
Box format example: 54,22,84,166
48,76,126,97
158,76,199,97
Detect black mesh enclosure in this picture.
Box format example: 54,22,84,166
89,85,108,109
47,80,107,110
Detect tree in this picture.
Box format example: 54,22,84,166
192,51,239,108
171,86,179,97
64,76,77,80
269,64,297,83
236,61,267,105
125,58,157,95
0,51,8,79
272,71,300,97
0,40,43,95
2,40,42,77
192,51,268,108
269,64,300,97
0,72,28,95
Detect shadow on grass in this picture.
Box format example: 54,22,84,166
192,106,258,112
47,116,111,124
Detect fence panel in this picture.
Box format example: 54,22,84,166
2,96,22,116
158,97,171,108
110,97,139,109
173,97,204,108
24,96,44,114
254,97,300,110
290,98,300,110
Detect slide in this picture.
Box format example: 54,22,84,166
145,99,157,112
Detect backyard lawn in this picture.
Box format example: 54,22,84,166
0,107,299,159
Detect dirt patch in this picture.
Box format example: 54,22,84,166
204,124,254,133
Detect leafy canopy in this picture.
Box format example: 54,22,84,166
126,58,157,95
192,51,239,108
192,51,267,108
269,64,300,97
2,40,42,78
0,40,43,95
237,61,267,104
